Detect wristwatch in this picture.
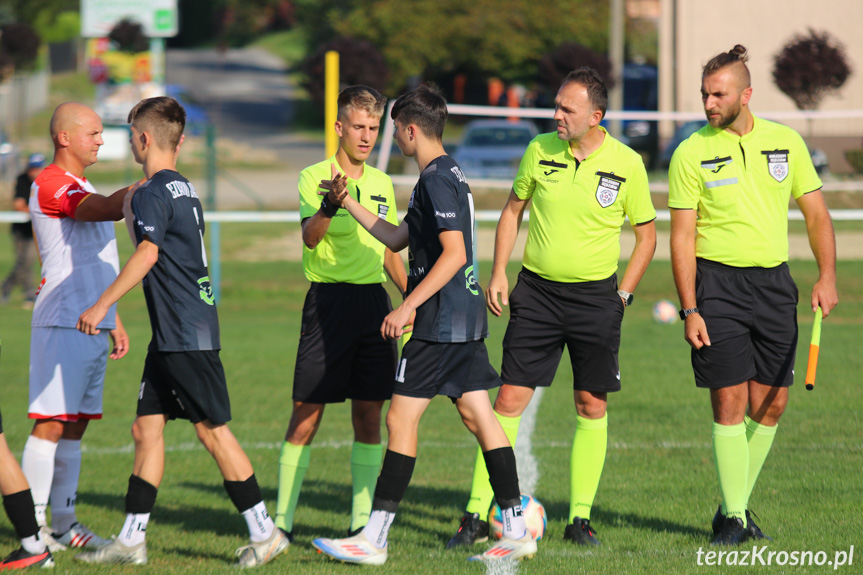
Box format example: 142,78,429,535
679,307,700,320
617,289,633,307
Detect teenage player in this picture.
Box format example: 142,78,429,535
74,97,288,567
448,67,656,548
23,102,131,552
1,405,53,569
276,85,407,543
311,85,537,564
669,45,837,545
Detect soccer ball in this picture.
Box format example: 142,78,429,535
488,494,547,541
652,299,678,324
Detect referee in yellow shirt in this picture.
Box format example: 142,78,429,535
669,45,838,545
275,86,408,544
448,67,657,548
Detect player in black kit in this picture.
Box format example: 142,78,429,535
75,97,288,567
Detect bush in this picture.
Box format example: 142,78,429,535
845,149,863,174
773,29,852,110
301,37,389,115
0,22,41,70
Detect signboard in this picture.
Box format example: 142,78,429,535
81,0,178,38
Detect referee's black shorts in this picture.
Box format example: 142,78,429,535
501,268,623,393
693,258,798,389
293,282,397,404
138,350,232,425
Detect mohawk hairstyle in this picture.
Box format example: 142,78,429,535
703,45,751,87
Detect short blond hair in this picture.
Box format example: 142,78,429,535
337,85,386,121
127,97,186,150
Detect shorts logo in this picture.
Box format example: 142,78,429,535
139,381,146,400
464,265,479,296
762,149,789,182
197,276,215,305
395,358,407,383
595,171,625,208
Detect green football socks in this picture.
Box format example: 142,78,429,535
465,412,521,516
744,415,778,507
713,422,748,527
275,442,310,532
350,442,383,532
569,413,608,522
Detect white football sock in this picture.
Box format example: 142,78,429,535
21,534,46,555
362,509,395,549
242,501,274,543
50,439,82,533
21,436,58,528
501,504,528,539
118,513,150,547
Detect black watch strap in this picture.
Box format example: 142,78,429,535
320,194,339,218
679,307,700,320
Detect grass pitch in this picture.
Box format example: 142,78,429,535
0,223,861,574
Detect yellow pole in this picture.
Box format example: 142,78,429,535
325,50,340,158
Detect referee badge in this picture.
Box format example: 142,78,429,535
762,149,790,182
595,171,625,208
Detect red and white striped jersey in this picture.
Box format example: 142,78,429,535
29,164,119,329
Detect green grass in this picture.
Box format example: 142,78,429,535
0,223,861,573
251,29,308,70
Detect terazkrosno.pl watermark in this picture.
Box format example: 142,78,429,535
696,546,855,569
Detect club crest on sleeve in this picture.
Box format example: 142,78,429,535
762,149,789,182
594,171,625,208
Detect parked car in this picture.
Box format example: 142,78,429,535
165,84,209,135
452,119,538,179
660,120,829,174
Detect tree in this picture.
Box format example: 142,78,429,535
0,22,41,71
538,42,615,93
301,37,389,114
295,0,608,93
773,29,852,110
109,19,150,54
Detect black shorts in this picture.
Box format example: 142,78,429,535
293,283,397,404
500,268,623,393
693,259,798,389
138,351,232,425
394,339,502,400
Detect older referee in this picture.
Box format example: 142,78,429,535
669,45,838,545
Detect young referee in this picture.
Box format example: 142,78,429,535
669,45,837,545
311,84,537,565
74,97,288,567
276,86,407,543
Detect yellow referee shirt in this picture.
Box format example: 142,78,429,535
513,128,656,282
298,156,398,283
668,117,822,268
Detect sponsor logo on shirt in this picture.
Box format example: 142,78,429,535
700,156,733,173
464,265,479,296
435,210,456,219
54,183,73,199
197,276,215,305
450,166,467,183
377,204,389,219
